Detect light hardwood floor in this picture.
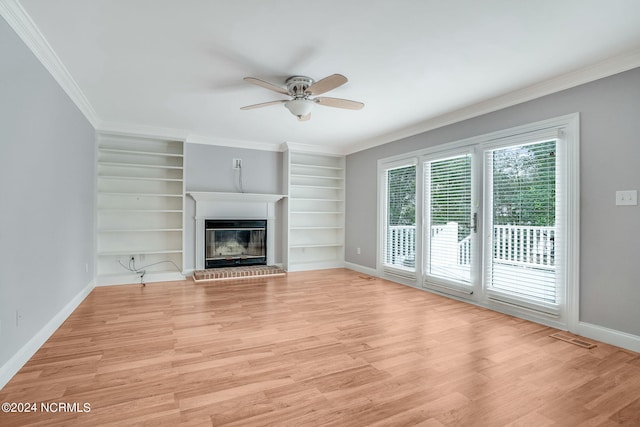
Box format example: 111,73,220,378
1,269,639,426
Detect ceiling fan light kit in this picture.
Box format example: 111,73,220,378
284,99,314,119
241,74,364,121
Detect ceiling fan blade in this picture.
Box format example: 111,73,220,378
240,100,287,110
315,97,364,110
306,74,348,95
298,113,311,122
243,77,289,95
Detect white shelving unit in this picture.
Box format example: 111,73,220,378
96,133,185,285
284,150,345,271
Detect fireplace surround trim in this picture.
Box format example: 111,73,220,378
187,192,286,271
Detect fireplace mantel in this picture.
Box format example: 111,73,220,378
188,191,286,204
187,191,286,270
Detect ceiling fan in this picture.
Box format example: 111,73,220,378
240,74,364,121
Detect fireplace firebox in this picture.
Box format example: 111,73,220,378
205,219,267,268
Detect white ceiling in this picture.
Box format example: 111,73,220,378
6,0,640,154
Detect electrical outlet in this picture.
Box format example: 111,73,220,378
357,247,361,255
16,310,22,327
233,158,242,169
85,263,89,273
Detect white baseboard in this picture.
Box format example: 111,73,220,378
343,261,379,277
343,262,640,354
345,262,421,288
0,279,96,390
574,321,640,353
96,271,185,286
286,261,345,272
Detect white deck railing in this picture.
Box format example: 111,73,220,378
493,225,555,268
386,225,416,267
387,224,555,269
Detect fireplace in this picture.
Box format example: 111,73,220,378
188,192,286,272
205,219,267,268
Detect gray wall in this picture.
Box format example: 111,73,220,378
184,143,283,272
346,67,640,337
0,17,95,368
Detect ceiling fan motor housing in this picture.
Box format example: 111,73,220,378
285,76,314,98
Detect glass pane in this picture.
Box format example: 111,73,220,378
384,165,416,270
206,229,265,260
426,154,472,284
489,140,557,304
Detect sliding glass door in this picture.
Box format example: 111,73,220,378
423,152,475,292
378,115,577,325
484,137,562,315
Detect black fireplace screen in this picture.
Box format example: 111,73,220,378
205,220,267,268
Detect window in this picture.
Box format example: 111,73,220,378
382,163,417,275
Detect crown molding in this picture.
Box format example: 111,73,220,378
99,122,339,154
344,49,640,155
99,121,286,152
0,0,100,127
99,121,284,153
97,121,190,142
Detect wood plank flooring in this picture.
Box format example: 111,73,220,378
1,269,639,426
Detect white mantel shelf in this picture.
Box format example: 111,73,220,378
187,191,287,203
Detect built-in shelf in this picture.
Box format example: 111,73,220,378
290,243,343,248
99,228,182,233
284,149,345,272
291,163,342,170
291,226,344,230
99,162,183,170
294,198,343,202
98,175,183,182
99,192,182,197
290,184,343,190
290,211,342,214
290,174,344,180
99,148,183,158
96,133,185,285
99,209,183,213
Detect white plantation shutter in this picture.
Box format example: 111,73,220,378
425,153,473,287
383,163,417,274
485,135,562,315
